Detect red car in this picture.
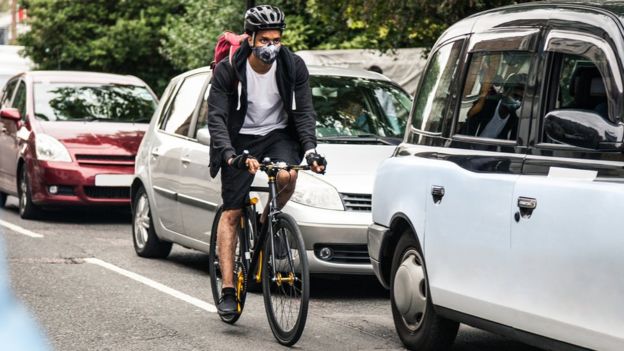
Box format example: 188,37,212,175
0,71,158,219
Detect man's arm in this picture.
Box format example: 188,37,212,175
208,61,237,165
290,55,317,153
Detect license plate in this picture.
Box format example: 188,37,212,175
94,174,133,187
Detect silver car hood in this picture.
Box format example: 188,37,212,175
312,144,397,194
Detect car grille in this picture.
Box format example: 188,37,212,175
84,186,130,199
314,244,370,264
340,193,372,212
75,154,135,166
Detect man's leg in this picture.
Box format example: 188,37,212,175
218,209,242,288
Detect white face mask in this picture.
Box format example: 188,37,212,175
252,44,281,64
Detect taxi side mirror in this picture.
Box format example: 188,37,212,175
544,110,624,151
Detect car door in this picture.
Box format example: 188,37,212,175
176,74,222,245
149,73,207,234
0,78,19,192
510,30,624,350
423,30,537,325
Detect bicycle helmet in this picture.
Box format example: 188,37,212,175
244,5,286,34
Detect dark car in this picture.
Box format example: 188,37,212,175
368,2,624,351
0,71,157,219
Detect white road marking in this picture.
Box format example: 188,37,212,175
85,258,217,313
0,219,44,238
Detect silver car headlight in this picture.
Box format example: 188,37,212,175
35,134,72,162
291,171,344,210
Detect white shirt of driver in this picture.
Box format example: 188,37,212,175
479,100,509,139
239,60,288,135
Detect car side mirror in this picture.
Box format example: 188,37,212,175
0,108,21,122
196,127,211,146
543,110,624,151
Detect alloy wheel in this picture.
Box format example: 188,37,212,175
19,169,28,216
133,192,151,249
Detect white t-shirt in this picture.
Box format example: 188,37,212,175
239,60,288,135
479,100,509,139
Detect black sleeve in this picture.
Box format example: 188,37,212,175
291,55,317,152
208,60,236,164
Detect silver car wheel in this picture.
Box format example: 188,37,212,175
133,192,151,249
19,170,28,215
393,248,427,331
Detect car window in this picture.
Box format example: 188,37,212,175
160,73,208,137
1,79,18,108
192,83,211,139
455,51,532,141
311,76,412,139
411,40,463,134
543,32,621,125
33,82,157,123
550,54,608,117
12,81,27,119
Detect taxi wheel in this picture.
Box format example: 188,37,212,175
18,167,41,220
390,232,459,351
132,186,172,258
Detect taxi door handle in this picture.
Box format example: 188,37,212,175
515,196,537,221
431,185,445,204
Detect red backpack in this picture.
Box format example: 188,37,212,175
211,32,248,70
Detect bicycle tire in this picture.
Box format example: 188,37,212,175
209,206,249,324
262,212,309,346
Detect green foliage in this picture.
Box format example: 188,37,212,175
18,0,183,94
18,0,532,92
306,0,534,52
160,0,244,70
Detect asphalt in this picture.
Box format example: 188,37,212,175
1,196,541,351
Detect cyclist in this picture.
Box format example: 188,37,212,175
207,4,326,316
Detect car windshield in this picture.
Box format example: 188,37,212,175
310,76,412,140
33,82,157,123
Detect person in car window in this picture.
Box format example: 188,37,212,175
462,73,527,140
207,5,326,317
337,97,371,134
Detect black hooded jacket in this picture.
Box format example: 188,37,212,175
207,40,317,178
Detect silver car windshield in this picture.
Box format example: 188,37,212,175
33,82,157,123
311,76,412,141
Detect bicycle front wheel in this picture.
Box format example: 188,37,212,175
209,206,248,324
262,213,310,346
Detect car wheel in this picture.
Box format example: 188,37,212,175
0,192,6,208
132,186,172,258
390,232,459,351
18,167,41,220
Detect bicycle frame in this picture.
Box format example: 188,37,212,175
244,163,309,287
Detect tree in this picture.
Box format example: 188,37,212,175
159,0,244,71
159,0,311,71
18,0,183,94
160,0,531,72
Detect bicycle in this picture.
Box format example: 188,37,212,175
208,156,310,346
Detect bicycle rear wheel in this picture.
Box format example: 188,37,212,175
262,213,309,346
209,206,249,324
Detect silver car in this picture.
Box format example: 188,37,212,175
131,65,412,275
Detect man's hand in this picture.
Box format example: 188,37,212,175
228,152,260,174
305,151,327,174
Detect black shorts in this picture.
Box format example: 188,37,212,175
221,129,301,210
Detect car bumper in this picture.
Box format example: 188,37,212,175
367,223,391,289
282,201,373,274
30,160,133,206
